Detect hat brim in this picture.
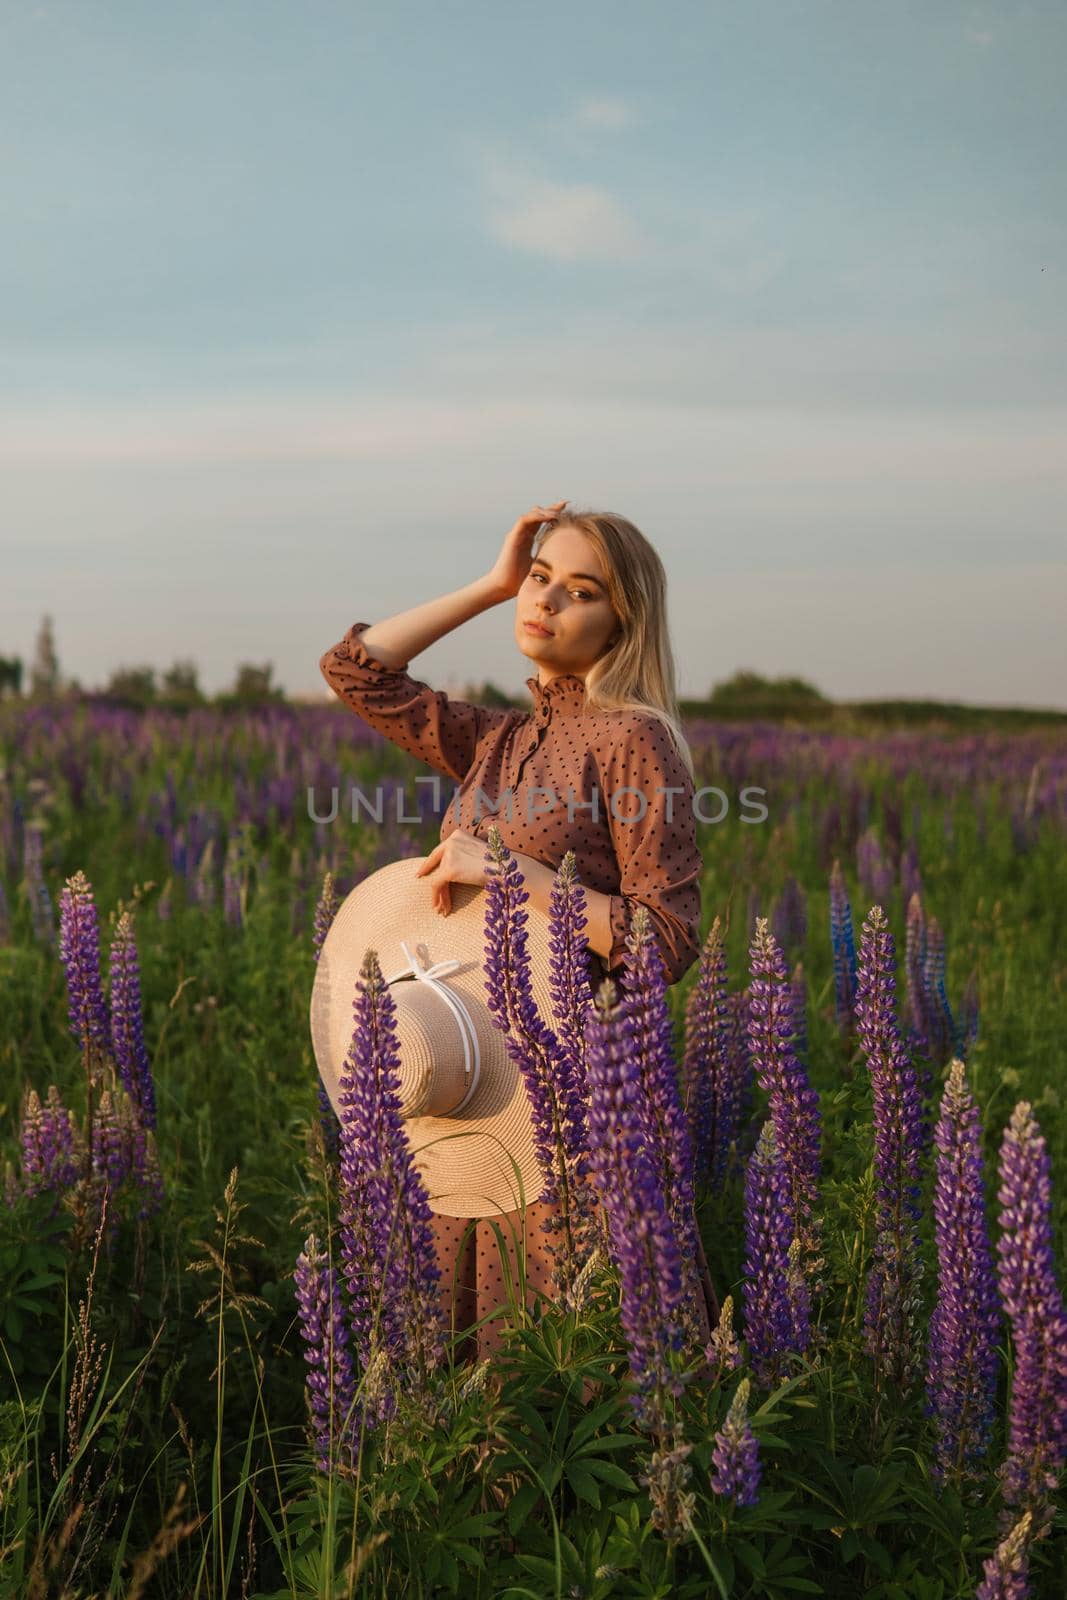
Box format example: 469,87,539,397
309,856,569,1217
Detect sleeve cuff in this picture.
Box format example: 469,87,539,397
329,622,411,674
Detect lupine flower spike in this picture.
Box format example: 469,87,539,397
682,917,741,1195
747,918,821,1346
108,911,158,1129
994,1101,1067,1525
613,904,707,1354
293,1233,360,1474
742,1122,799,1386
710,1378,761,1508
312,870,342,1160
924,1058,1000,1486
482,828,597,1301
854,905,925,1394
829,861,858,1037
59,872,111,1062
975,1510,1033,1600
335,947,446,1406
704,1293,742,1378
583,977,687,1433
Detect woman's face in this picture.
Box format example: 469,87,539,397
514,525,620,681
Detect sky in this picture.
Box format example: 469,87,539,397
1,0,1065,708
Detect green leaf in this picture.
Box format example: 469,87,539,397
515,1553,561,1586
565,1461,601,1508
569,1396,622,1449
506,1482,541,1537
580,1459,637,1492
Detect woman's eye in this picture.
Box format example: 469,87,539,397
531,573,593,601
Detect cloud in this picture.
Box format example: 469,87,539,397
570,95,635,132
966,27,995,47
480,155,648,261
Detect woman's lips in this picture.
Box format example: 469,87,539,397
524,621,554,636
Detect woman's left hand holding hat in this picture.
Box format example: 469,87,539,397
415,828,493,916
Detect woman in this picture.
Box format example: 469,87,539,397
319,502,710,1359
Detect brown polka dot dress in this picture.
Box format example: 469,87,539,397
319,622,707,1359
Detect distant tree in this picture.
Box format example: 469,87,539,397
0,655,23,697
160,659,205,710
103,666,158,709
29,615,60,698
460,678,520,708
707,669,828,708
218,662,286,708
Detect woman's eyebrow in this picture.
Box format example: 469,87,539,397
530,556,606,589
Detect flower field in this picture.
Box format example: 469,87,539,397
1,698,1065,1598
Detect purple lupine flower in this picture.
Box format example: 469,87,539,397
19,1088,51,1197
975,1510,1033,1600
925,1059,1001,1485
108,911,158,1130
90,1088,129,1192
682,917,739,1194
747,919,821,1342
19,1086,80,1198
742,1122,798,1386
854,905,926,1391
43,1085,82,1189
544,851,594,1121
610,903,707,1355
24,823,54,946
829,861,858,1037
58,871,111,1059
311,870,342,1161
704,1293,742,1379
584,978,688,1432
771,874,807,958
482,829,595,1299
335,948,446,1393
293,1233,361,1473
710,1377,761,1508
922,918,957,1069
313,870,341,962
994,1102,1067,1517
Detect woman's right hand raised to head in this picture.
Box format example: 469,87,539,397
485,502,568,600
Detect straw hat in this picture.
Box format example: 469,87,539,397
309,855,568,1218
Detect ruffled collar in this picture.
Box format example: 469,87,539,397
525,672,589,719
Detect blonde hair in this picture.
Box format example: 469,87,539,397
532,508,695,783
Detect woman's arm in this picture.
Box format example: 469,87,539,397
356,573,508,669
354,500,569,667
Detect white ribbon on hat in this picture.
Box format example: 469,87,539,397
382,940,482,1115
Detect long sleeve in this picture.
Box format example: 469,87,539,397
319,622,517,784
599,716,703,986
